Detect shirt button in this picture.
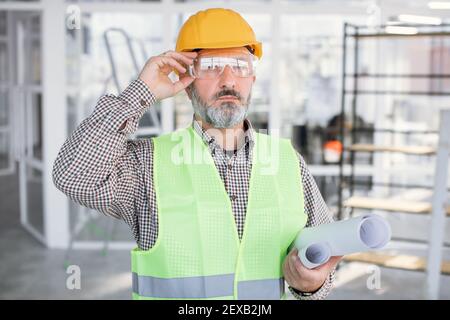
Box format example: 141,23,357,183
230,195,237,201
140,99,148,106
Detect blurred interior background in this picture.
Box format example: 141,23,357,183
0,0,450,299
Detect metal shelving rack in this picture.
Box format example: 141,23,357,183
337,22,450,299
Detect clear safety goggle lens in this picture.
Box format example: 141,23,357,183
188,54,258,79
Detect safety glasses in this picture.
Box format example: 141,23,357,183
188,52,258,79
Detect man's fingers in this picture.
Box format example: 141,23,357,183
178,51,198,58
162,50,197,57
172,76,195,94
289,248,315,276
159,57,187,74
292,253,314,275
161,51,197,67
288,253,302,281
290,248,330,275
287,248,306,279
284,249,341,293
311,255,343,274
327,255,343,269
166,51,196,66
283,258,295,286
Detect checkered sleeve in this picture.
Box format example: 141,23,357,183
52,79,156,220
288,151,336,300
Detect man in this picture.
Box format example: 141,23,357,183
53,8,341,300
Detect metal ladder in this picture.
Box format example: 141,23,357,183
103,27,161,136
343,109,450,299
425,109,450,299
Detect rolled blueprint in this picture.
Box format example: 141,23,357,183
291,214,391,269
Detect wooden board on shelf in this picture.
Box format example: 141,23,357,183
344,196,450,215
348,143,436,155
344,252,450,275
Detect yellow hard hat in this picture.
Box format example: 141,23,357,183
175,8,262,59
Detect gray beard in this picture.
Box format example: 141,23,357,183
189,84,251,129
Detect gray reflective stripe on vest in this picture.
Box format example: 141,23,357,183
132,273,235,298
237,278,285,300
133,273,284,299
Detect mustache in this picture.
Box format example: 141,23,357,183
215,89,241,100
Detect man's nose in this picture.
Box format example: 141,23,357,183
218,65,236,89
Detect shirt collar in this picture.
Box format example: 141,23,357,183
191,115,255,153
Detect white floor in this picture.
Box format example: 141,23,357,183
1,172,449,300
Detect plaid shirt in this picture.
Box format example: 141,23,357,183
52,79,336,300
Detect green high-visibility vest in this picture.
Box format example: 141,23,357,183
131,126,307,300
